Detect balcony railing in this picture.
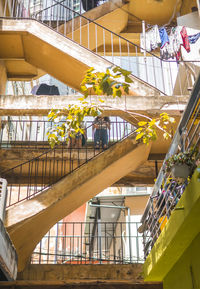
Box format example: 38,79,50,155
0,119,132,149
140,75,200,259
31,221,144,264
1,119,135,208
1,0,199,96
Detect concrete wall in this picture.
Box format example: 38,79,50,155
177,11,200,29
0,60,7,95
125,195,149,216
163,232,200,289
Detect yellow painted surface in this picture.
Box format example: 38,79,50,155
143,167,200,282
0,60,7,94
163,232,200,289
128,0,182,25
5,138,151,271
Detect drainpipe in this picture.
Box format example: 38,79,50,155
89,201,132,262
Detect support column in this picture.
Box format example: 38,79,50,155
0,60,7,95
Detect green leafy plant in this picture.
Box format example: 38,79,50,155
80,66,132,99
47,103,101,148
135,113,175,144
164,148,198,173
47,66,175,148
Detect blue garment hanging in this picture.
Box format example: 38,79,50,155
159,27,169,48
188,33,200,44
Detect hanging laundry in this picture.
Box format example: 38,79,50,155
180,26,190,52
140,25,161,52
188,33,200,44
171,26,183,54
159,27,169,48
180,27,200,62
160,27,182,60
160,35,175,60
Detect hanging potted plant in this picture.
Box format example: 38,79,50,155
164,149,198,179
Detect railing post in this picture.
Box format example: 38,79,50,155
0,178,8,222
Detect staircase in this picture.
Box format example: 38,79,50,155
0,119,151,270
1,0,198,95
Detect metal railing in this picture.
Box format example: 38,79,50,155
31,221,144,264
2,0,109,18
2,1,199,95
0,178,8,221
141,75,200,259
0,119,131,149
1,119,135,208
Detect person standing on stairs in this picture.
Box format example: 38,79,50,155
93,116,110,150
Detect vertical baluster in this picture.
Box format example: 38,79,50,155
119,37,122,68
151,56,156,89
81,223,83,264
28,0,31,18
18,165,22,202
87,20,90,49
95,24,98,54
39,239,42,264
127,41,131,71
73,222,75,263
80,16,82,45
103,28,106,57
113,223,115,263
111,33,114,64
56,2,59,32
72,10,74,40
47,230,50,264
3,0,8,17
160,59,166,94
177,62,183,96
11,0,15,17
64,6,67,37
120,222,123,263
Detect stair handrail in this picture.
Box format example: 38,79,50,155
2,120,136,208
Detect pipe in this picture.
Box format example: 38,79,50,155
89,201,132,262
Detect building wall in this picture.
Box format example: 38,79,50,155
125,195,149,215
163,232,200,289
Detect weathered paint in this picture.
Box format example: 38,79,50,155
17,264,143,281
143,167,200,282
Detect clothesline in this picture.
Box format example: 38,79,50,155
140,24,200,61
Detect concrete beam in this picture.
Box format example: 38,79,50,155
18,264,143,281
0,94,188,116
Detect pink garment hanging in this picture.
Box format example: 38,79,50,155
180,26,190,52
